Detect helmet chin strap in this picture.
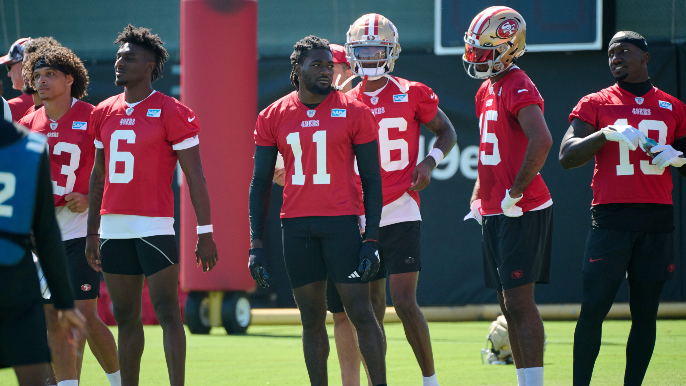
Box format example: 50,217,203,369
335,70,408,94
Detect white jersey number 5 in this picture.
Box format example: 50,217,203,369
479,110,501,165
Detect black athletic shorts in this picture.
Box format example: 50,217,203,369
583,227,675,282
99,235,178,277
0,299,50,368
282,216,363,289
326,221,421,313
482,206,553,291
52,237,101,301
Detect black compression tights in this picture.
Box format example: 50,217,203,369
573,273,665,386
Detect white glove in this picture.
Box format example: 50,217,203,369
650,144,686,168
463,199,483,225
501,189,523,217
600,125,647,151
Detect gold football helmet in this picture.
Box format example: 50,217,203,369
340,13,406,91
463,6,526,79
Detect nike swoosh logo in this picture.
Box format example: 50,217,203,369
188,116,196,122
589,258,602,262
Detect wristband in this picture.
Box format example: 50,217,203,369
197,225,213,234
428,148,444,166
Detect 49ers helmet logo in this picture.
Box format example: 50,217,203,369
511,270,524,279
81,284,92,291
497,20,519,38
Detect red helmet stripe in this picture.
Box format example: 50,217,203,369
473,6,512,35
366,14,374,36
373,14,379,35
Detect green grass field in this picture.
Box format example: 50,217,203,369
1,320,685,385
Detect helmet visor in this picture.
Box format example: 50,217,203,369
353,46,387,61
464,45,494,64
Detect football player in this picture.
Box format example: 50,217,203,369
84,25,218,386
20,37,63,118
249,35,387,386
0,116,85,386
1,38,34,119
272,43,354,187
560,31,686,386
19,45,121,386
326,13,457,386
464,7,553,386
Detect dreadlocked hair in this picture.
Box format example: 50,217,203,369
114,24,168,82
290,35,331,90
24,45,89,100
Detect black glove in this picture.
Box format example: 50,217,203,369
357,240,381,283
248,248,269,288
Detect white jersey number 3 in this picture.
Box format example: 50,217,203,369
286,131,330,185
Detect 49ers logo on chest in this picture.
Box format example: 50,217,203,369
497,20,518,38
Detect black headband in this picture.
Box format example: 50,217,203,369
34,57,68,74
609,31,648,52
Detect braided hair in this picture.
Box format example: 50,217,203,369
114,24,168,82
290,35,331,90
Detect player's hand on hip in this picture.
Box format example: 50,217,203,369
273,167,285,187
84,235,102,272
65,192,89,213
601,125,647,151
409,157,434,191
248,248,269,288
58,308,87,346
196,234,218,272
650,144,686,168
501,189,524,217
357,240,381,283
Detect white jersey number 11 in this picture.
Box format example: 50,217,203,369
286,131,330,185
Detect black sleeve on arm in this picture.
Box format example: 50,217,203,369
249,145,278,241
32,150,74,310
354,140,382,240
673,137,686,178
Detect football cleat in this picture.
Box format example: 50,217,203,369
463,6,527,79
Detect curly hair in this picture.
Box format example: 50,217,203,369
290,35,332,90
114,24,168,82
23,45,89,100
22,37,62,94
24,37,62,56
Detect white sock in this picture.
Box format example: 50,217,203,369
516,368,527,386
423,373,439,386
57,381,78,386
106,370,121,386
524,367,543,386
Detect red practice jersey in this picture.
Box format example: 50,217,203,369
7,93,34,121
255,91,378,218
475,67,551,215
570,84,686,205
89,92,200,217
19,101,95,207
348,76,439,209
